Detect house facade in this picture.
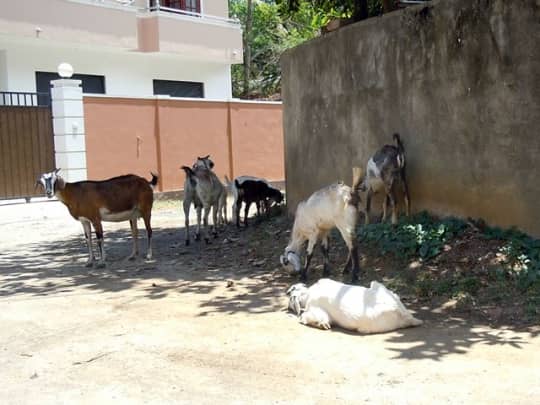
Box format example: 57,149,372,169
0,0,243,101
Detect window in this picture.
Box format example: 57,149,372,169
35,71,105,106
153,80,204,98
150,0,201,13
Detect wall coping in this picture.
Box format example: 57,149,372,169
83,94,283,105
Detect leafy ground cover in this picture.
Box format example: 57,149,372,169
357,212,540,326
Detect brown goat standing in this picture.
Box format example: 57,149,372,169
37,169,158,267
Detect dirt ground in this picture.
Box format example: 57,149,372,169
1,199,539,404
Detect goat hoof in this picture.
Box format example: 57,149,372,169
85,261,94,268
96,262,106,269
127,255,137,261
213,232,218,239
194,234,201,241
185,239,190,246
204,238,211,245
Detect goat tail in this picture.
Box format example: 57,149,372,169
349,167,364,208
234,179,242,189
393,133,406,169
149,172,159,188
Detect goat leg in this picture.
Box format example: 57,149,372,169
128,218,139,260
203,206,211,244
143,214,153,260
301,239,316,282
401,169,411,217
365,188,373,225
384,181,398,225
342,253,351,274
183,199,191,246
301,253,313,283
81,220,94,267
243,201,251,227
212,205,218,238
93,221,106,268
321,236,330,277
235,201,242,228
350,244,360,283
382,194,389,223
195,205,202,241
389,191,398,225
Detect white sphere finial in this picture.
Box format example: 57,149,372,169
57,63,74,78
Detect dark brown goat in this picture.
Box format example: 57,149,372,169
234,179,283,227
37,169,158,267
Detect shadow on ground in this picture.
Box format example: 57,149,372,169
1,212,538,362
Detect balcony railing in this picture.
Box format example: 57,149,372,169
148,1,240,27
67,0,240,27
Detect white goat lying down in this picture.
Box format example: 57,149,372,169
287,278,422,333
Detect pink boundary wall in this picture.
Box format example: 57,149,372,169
83,96,284,192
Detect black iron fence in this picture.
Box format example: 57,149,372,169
0,91,50,107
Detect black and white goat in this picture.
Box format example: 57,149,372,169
363,133,410,225
226,175,283,224
181,156,226,244
37,169,158,267
233,179,283,227
280,167,363,283
286,278,423,333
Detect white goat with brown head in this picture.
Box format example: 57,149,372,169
37,169,158,267
363,133,410,225
280,167,363,283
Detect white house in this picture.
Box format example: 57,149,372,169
0,0,243,102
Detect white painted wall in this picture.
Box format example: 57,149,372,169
0,50,7,90
0,39,232,99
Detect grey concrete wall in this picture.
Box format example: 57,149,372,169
281,0,540,237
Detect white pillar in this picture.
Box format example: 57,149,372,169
51,79,87,182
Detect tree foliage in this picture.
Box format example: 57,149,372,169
230,0,392,99
230,0,325,99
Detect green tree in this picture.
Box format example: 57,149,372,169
230,0,324,99
276,0,389,21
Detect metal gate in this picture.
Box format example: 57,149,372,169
0,92,55,200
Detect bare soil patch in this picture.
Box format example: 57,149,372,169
0,200,539,404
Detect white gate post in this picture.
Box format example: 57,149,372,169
51,78,87,182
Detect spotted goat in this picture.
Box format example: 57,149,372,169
362,133,410,225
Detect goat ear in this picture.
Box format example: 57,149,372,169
54,168,61,174
203,154,210,159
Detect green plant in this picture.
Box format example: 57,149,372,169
358,211,468,261
484,225,540,290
